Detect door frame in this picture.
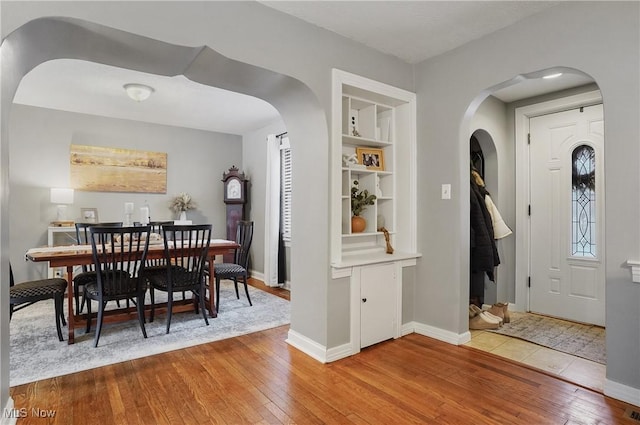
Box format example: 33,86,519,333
514,90,603,312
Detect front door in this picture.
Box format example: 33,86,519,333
529,104,605,326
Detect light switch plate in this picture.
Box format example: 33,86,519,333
441,184,451,200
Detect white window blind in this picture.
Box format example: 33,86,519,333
280,136,292,242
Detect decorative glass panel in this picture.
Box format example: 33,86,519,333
571,145,596,257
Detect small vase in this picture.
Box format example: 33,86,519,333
351,216,366,233
179,211,187,221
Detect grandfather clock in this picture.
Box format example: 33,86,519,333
222,166,249,263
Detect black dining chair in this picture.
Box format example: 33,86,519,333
139,221,172,282
148,224,212,333
85,225,151,347
73,222,123,313
210,221,254,313
9,264,67,341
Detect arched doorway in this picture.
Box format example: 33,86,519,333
463,67,606,390
1,15,328,398
469,129,501,306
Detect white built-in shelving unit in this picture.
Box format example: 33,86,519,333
331,69,419,270
330,69,420,355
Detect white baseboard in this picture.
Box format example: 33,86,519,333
249,269,265,282
604,379,640,407
286,330,356,363
1,396,18,425
326,342,354,363
409,321,471,345
250,269,290,290
286,329,329,363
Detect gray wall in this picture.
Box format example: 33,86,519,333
413,1,639,394
9,105,241,281
1,1,414,409
1,0,638,411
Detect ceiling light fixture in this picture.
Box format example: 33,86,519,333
123,83,155,102
543,73,563,80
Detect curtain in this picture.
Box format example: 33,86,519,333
264,134,281,286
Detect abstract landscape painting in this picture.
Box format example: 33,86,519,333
70,144,167,193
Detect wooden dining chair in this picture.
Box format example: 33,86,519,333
210,221,254,313
9,264,67,341
85,225,151,347
73,222,123,313
148,224,212,333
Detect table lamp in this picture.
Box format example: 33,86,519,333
50,188,75,226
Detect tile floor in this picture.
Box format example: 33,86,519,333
464,328,606,393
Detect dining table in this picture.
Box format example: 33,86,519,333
25,238,240,344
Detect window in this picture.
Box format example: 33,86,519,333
280,136,292,242
571,144,596,257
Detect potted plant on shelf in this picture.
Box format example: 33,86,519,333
351,180,376,233
171,192,197,221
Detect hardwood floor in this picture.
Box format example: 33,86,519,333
247,277,290,301
11,324,636,424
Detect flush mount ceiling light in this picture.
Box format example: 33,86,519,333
543,72,563,79
123,83,155,102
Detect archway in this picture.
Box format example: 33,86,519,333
462,67,605,388
469,128,500,305
1,16,328,403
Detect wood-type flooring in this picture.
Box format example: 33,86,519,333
10,282,637,424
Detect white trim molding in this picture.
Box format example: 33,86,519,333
285,330,355,363
286,329,329,363
604,379,640,407
326,343,354,363
412,321,471,345
625,261,640,283
249,269,291,290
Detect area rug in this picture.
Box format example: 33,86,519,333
488,311,606,364
9,281,290,386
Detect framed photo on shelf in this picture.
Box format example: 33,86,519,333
356,147,385,171
80,208,99,224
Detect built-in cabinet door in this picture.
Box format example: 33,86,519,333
360,262,396,348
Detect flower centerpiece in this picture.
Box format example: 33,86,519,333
170,192,197,220
350,180,376,233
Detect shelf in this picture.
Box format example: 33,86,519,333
342,134,392,147
331,251,422,272
342,230,394,238
332,69,416,266
341,167,391,175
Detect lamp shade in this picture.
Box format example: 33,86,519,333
50,188,74,204
123,83,154,102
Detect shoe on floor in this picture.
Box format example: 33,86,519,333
486,304,505,321
491,302,510,323
469,304,483,318
469,312,501,330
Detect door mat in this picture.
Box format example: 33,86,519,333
488,311,605,364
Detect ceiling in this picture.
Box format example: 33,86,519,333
12,1,594,135
261,1,561,65
14,59,282,135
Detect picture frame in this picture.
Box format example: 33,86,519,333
356,147,385,171
80,208,99,224
70,144,167,194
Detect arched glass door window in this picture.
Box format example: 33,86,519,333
571,144,596,257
